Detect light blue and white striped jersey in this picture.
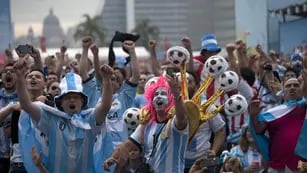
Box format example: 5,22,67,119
131,118,189,173
94,81,137,173
134,94,147,108
19,110,49,173
185,113,225,168
230,145,263,169
37,105,102,173
83,77,101,108
0,89,18,159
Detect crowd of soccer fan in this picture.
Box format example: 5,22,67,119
0,31,307,173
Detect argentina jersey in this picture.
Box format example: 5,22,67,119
94,81,137,173
37,106,100,173
18,111,49,173
0,89,18,159
131,118,189,173
82,77,101,108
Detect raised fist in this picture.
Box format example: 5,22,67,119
82,36,93,49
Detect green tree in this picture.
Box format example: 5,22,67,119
132,19,159,49
74,14,106,46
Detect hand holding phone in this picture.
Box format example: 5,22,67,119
16,45,32,54
166,68,175,77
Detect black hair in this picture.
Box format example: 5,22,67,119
284,67,299,78
113,67,127,79
240,67,256,87
47,71,57,76
25,68,47,81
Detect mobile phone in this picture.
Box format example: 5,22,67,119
16,45,32,54
198,156,219,168
166,68,175,77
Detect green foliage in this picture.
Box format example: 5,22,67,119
132,19,159,49
74,14,107,46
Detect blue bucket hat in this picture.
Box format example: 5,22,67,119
54,72,88,111
201,34,221,52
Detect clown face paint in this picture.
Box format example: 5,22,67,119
153,87,169,111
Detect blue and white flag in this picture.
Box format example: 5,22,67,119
19,111,49,173
250,99,305,161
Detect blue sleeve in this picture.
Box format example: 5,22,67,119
83,77,101,108
82,109,104,134
118,81,138,111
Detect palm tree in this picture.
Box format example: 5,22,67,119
132,19,159,49
74,14,106,46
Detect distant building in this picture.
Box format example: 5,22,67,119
100,0,236,49
14,26,40,48
0,0,13,54
100,0,127,42
42,8,65,48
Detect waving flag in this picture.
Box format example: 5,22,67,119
295,111,307,159
250,99,305,161
19,111,49,173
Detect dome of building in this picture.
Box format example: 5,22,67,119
42,8,66,48
43,8,60,26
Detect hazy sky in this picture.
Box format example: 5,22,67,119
11,0,104,37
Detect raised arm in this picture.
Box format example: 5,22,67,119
0,103,20,123
94,64,113,125
5,48,14,64
166,74,188,130
55,45,67,79
29,47,44,71
90,44,103,82
226,43,240,75
148,40,161,76
79,36,93,81
14,60,41,122
124,41,140,84
236,40,248,68
248,100,267,134
181,36,194,73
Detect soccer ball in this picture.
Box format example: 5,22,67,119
166,46,190,67
174,72,190,83
219,71,239,92
123,108,140,134
144,76,158,90
224,94,248,116
203,55,228,77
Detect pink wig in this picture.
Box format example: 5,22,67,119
144,76,174,122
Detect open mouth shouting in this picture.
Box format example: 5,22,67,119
153,97,168,109
69,103,76,110
30,80,37,87
3,76,15,88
